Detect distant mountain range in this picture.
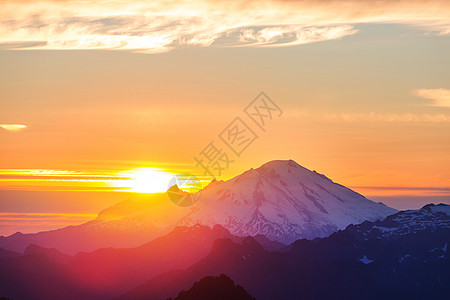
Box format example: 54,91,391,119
0,160,396,253
0,204,447,300
119,204,450,300
0,224,240,300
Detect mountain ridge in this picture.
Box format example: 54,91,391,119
0,159,396,253
119,204,450,300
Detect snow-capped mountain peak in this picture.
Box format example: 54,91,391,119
179,160,397,243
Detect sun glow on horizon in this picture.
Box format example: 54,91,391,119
0,168,209,193
115,168,174,193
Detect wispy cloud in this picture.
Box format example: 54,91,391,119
320,112,450,122
0,212,97,236
288,110,450,123
350,186,450,197
415,88,450,107
0,0,449,53
0,124,27,132
227,25,357,47
0,168,129,191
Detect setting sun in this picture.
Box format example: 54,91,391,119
116,168,174,193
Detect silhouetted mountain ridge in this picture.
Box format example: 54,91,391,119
120,204,450,300
168,274,255,300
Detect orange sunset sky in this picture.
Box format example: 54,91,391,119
0,0,449,235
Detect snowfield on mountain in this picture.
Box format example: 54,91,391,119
179,160,397,243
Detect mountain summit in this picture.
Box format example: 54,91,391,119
0,160,396,253
179,160,397,243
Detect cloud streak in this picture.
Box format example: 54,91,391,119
288,110,450,123
0,124,27,132
415,88,450,107
0,212,97,236
320,112,450,123
1,0,450,53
